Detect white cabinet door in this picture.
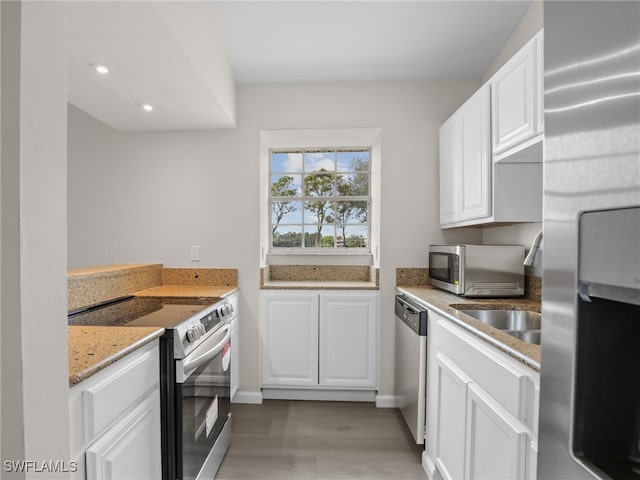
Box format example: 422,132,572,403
261,292,319,387
434,352,470,480
535,31,544,134
465,383,528,480
460,84,491,222
86,391,161,480
491,36,540,155
440,85,491,227
318,292,377,388
439,113,462,225
526,440,538,480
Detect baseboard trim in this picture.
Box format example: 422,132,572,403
375,394,398,408
232,390,263,404
422,451,437,480
262,388,376,402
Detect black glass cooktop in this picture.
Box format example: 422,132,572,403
68,296,215,330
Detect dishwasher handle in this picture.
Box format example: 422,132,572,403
395,295,428,336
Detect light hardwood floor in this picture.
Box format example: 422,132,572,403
217,400,426,480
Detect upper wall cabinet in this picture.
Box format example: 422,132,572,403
491,30,544,161
439,85,491,226
439,30,543,229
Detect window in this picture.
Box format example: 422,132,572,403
269,148,370,251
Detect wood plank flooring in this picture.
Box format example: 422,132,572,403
217,400,426,480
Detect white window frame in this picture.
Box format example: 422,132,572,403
260,129,381,265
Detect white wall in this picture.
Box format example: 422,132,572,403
2,2,70,475
482,1,543,84
68,79,482,398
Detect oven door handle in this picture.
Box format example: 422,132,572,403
177,325,231,383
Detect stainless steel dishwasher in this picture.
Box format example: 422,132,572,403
394,294,428,445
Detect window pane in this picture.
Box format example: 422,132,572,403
271,174,301,198
304,152,336,172
337,151,369,172
272,225,302,247
271,152,302,172
303,173,335,197
271,200,302,225
343,225,368,248
304,201,335,224
303,225,335,248
332,200,367,224
348,201,368,224
335,174,369,196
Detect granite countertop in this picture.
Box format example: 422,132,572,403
133,285,239,299
67,264,239,387
68,326,164,386
397,285,541,371
261,280,378,290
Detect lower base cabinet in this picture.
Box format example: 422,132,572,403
260,290,378,391
69,341,162,479
86,391,160,479
425,310,539,480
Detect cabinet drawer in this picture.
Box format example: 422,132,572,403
82,344,159,441
436,318,529,420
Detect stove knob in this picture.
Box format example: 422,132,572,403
186,327,201,343
198,324,206,336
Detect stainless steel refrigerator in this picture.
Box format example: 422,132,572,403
539,2,640,479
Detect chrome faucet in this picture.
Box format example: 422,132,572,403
524,229,543,266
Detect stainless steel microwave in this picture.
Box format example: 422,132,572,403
428,245,525,297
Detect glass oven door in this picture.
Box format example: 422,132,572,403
175,324,231,480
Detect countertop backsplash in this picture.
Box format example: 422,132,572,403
396,267,541,301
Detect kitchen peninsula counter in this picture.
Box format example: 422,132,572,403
68,264,239,385
398,285,541,370
68,326,164,386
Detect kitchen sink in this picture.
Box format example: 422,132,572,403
454,308,542,345
457,309,541,331
504,330,541,345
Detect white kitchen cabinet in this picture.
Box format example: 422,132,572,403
260,292,319,387
439,30,543,228
439,113,462,226
465,383,528,480
433,353,469,480
69,341,161,480
491,30,544,159
86,391,161,480
260,290,378,391
319,292,377,388
228,292,240,401
424,309,539,480
439,84,491,227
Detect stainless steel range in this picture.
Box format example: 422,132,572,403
69,296,235,480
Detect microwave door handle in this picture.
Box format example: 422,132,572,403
177,325,231,383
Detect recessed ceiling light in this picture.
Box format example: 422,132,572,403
91,64,110,75
139,103,154,112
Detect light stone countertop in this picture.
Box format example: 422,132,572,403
68,326,164,386
397,286,541,371
67,265,239,387
133,285,239,299
261,280,378,290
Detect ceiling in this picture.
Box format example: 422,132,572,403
67,1,532,132
212,1,532,83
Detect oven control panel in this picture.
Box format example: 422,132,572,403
174,299,233,358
